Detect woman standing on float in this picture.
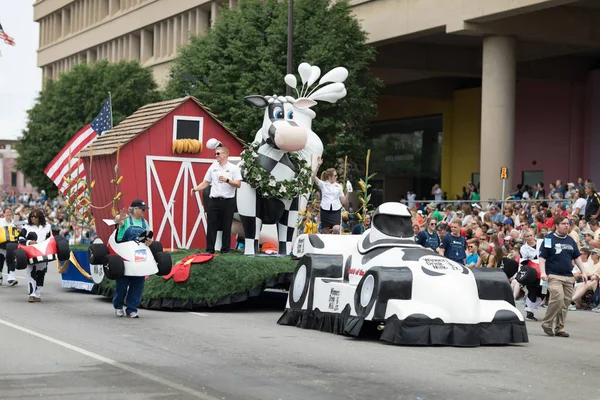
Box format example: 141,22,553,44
0,207,18,286
313,156,347,234
18,209,52,302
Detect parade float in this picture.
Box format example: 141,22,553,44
69,90,313,307
278,202,529,347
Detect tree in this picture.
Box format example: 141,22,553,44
165,0,380,176
17,60,160,194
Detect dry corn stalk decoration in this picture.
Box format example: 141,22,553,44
62,151,94,230
111,143,124,217
172,138,202,154
355,149,376,223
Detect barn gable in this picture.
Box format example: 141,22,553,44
79,96,243,157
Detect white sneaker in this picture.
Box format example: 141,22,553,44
126,312,139,319
568,304,577,311
115,309,125,317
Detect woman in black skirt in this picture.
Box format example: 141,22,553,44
313,156,347,234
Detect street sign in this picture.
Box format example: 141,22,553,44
500,166,508,213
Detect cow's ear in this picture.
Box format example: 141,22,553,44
244,96,269,108
294,98,317,110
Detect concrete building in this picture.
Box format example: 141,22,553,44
0,140,37,195
34,0,600,203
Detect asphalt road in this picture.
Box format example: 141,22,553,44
1,268,600,400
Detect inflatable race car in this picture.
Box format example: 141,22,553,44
0,225,20,249
88,224,172,283
278,202,528,347
6,235,70,269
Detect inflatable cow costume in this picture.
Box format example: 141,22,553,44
279,202,529,347
237,63,348,255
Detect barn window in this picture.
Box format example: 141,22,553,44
172,116,203,142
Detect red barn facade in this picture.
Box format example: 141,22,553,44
79,96,244,249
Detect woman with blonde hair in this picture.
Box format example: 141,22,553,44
477,241,503,268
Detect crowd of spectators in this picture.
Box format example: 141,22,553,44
299,177,600,314
1,191,96,245
410,178,600,313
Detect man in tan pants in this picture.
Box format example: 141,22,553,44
539,216,588,337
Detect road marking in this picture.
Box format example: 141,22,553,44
189,312,209,317
0,317,219,400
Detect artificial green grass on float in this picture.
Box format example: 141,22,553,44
94,250,296,310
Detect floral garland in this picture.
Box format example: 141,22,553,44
240,142,313,200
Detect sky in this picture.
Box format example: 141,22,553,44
0,0,41,140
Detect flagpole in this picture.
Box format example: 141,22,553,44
108,91,113,127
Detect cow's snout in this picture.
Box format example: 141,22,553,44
271,121,308,152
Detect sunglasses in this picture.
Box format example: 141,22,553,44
215,152,222,156
429,223,436,226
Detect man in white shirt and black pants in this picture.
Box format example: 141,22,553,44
191,146,242,254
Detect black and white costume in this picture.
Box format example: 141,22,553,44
19,223,52,299
520,239,544,313
0,217,17,285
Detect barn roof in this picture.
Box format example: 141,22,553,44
78,96,243,157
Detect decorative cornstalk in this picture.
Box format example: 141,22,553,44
111,143,124,216
355,149,375,225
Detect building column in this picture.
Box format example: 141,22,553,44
210,0,219,27
479,36,517,202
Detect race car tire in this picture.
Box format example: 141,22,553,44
155,252,172,276
55,235,70,262
88,243,109,265
12,249,28,270
5,242,17,268
470,267,516,306
354,266,413,320
289,254,343,310
104,254,125,280
148,241,163,260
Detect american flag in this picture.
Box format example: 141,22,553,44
0,23,16,46
44,97,112,197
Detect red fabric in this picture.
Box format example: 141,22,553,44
527,260,541,278
163,254,214,282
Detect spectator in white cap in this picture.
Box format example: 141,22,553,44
472,203,484,219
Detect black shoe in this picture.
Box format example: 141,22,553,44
555,331,570,338
221,249,230,254
206,250,215,254
526,312,537,321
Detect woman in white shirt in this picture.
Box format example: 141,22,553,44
314,157,347,234
19,209,52,302
572,188,586,219
431,184,442,202
0,207,18,286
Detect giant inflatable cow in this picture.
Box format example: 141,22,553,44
237,63,348,255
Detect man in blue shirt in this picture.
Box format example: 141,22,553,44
540,216,588,337
439,218,466,265
112,199,153,318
